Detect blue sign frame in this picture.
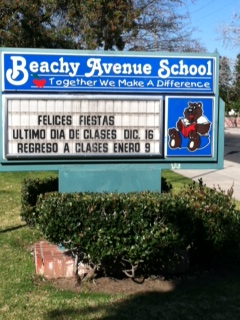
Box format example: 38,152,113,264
0,48,223,175
165,96,214,157
2,50,216,94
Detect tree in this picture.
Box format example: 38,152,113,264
218,54,240,114
0,1,73,48
126,0,206,52
219,12,240,50
219,56,233,111
230,54,240,114
0,0,137,50
0,0,204,52
233,54,240,91
61,0,137,50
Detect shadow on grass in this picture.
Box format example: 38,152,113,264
44,291,183,320
0,224,26,233
43,264,240,320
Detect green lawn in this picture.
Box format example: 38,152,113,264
1,171,240,320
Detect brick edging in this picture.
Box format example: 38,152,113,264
34,241,74,279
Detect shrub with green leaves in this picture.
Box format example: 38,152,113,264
173,180,240,261
20,176,172,229
36,191,184,277
21,176,240,278
20,176,58,226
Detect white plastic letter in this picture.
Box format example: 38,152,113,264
207,61,212,75
6,56,28,86
85,58,103,77
158,60,170,79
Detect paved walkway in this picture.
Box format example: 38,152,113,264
175,128,240,201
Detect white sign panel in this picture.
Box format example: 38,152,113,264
3,95,163,159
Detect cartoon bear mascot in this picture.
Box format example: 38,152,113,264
168,101,211,152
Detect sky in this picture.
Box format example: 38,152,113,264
185,0,240,66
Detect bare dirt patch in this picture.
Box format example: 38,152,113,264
50,276,180,295
48,261,240,296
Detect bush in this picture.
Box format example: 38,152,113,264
229,101,240,115
161,176,172,193
173,179,240,262
35,191,185,277
20,176,172,227
21,176,240,278
20,176,58,226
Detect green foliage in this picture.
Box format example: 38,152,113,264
2,170,240,319
229,101,240,114
34,181,240,277
161,176,173,193
173,179,240,262
0,0,137,50
225,54,240,113
0,0,204,52
35,191,184,277
20,176,58,226
21,176,240,278
20,175,172,228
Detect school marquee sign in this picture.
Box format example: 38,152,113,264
3,52,214,93
0,48,223,183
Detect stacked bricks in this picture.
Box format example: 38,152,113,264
34,241,74,279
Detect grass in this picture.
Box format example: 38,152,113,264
162,169,194,194
1,170,240,319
